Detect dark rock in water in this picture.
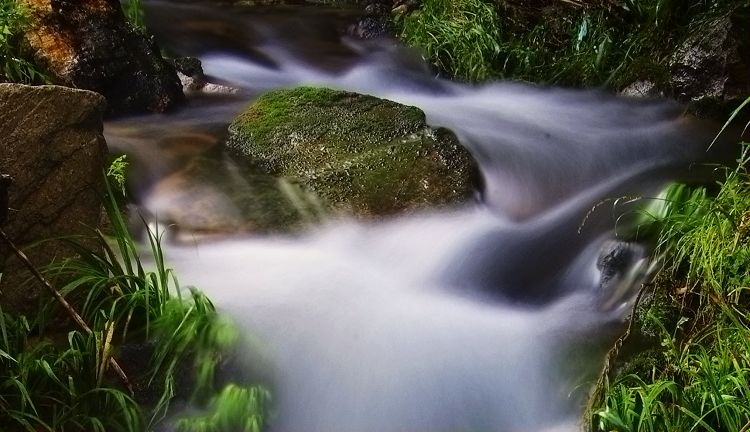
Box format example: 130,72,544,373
0,83,107,314
20,0,184,115
597,241,645,295
227,86,480,218
171,56,205,78
170,56,239,95
348,0,393,39
670,15,749,117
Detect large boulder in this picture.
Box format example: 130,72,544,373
227,86,479,218
19,0,183,115
0,83,107,314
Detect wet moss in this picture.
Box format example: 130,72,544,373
227,86,478,217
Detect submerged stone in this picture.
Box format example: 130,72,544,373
227,86,479,218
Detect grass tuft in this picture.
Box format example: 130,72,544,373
393,0,501,82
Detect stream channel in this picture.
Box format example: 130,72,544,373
105,1,735,431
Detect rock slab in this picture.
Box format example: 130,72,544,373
0,83,107,314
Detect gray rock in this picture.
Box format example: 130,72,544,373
227,86,480,219
620,80,660,98
0,83,107,314
670,15,749,114
143,154,318,238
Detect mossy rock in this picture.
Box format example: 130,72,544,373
226,86,479,217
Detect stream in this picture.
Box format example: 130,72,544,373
105,1,734,431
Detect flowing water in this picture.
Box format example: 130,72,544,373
106,1,735,431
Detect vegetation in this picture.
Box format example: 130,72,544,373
394,0,747,86
393,0,501,82
590,99,750,431
0,0,46,83
123,0,146,31
0,171,269,431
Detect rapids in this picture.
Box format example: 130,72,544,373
105,1,734,431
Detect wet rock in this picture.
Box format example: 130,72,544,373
227,86,479,218
670,15,749,116
597,241,643,291
348,0,393,39
172,56,205,78
20,0,184,115
143,154,317,238
170,57,239,95
0,83,107,314
620,80,661,98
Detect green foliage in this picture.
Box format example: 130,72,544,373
648,148,750,303
123,0,146,31
0,307,144,432
596,312,750,432
106,155,129,198
395,0,742,87
174,384,270,432
0,0,46,83
1,175,269,431
592,99,750,431
393,0,501,82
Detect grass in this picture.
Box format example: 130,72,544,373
394,0,746,88
123,0,146,31
0,310,145,431
393,0,501,82
590,99,750,431
0,0,46,83
0,169,270,431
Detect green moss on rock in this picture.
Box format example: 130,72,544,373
227,86,479,217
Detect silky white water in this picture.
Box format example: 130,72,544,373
106,2,732,431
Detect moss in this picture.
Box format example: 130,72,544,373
227,86,478,217
229,87,427,173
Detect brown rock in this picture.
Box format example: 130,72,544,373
0,83,107,314
20,0,184,115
